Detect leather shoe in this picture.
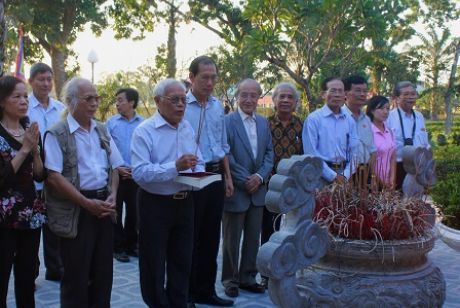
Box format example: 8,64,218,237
126,248,139,258
195,293,233,306
45,270,62,282
224,285,239,298
113,252,130,263
239,283,265,293
260,277,269,289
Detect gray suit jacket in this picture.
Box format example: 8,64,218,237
224,111,274,213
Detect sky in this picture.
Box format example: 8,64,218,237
71,21,223,83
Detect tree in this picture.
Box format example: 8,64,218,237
110,0,181,78
417,26,453,120
6,0,108,96
0,0,5,76
444,39,460,134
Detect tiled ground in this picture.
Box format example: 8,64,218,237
6,237,460,307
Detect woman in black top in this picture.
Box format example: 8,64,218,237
0,76,45,308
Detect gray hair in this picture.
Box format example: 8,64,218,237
235,78,262,97
153,78,186,97
60,77,89,109
393,81,416,97
272,82,299,102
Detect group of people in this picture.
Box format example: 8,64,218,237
0,54,430,308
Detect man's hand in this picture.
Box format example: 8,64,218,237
245,174,262,194
176,154,198,171
118,166,132,180
225,174,234,197
82,198,116,218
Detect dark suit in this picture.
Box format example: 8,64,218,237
222,110,273,287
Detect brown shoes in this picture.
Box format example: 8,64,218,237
224,285,239,298
239,283,266,293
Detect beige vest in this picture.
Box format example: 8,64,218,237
44,120,112,238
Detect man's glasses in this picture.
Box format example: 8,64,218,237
80,95,102,103
161,96,187,105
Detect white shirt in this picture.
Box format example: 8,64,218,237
387,107,430,162
131,112,205,195
343,105,376,164
27,93,66,190
302,105,359,182
238,107,258,159
44,114,124,190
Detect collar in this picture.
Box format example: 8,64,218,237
237,107,256,121
343,105,365,120
371,122,390,135
67,114,96,134
320,104,346,118
28,93,59,110
397,107,414,118
152,111,183,129
186,90,214,107
114,112,142,122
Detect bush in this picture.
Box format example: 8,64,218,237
437,134,447,146
452,133,460,146
431,173,460,229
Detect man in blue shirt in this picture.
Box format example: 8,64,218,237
27,62,66,282
184,56,234,307
303,77,358,183
131,78,205,308
106,88,144,262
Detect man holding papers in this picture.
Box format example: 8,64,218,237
131,78,204,308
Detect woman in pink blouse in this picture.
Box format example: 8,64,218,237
366,96,396,190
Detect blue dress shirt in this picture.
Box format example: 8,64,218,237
302,105,359,182
184,91,229,163
106,113,144,166
131,112,205,195
343,105,376,164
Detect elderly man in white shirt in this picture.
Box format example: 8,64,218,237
27,62,66,282
44,77,123,308
302,77,358,184
131,78,205,308
387,81,430,190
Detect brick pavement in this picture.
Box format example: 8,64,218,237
6,238,460,307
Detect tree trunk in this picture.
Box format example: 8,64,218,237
166,4,177,78
370,66,383,95
0,0,6,77
430,68,439,120
50,47,68,99
444,40,460,134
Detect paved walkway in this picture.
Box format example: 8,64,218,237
7,237,460,307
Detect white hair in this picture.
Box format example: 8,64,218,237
153,79,186,97
60,77,90,109
272,82,300,102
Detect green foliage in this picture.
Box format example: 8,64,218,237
431,173,460,229
436,134,447,145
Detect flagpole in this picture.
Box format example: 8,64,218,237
14,25,25,81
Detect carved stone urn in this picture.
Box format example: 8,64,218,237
257,153,446,307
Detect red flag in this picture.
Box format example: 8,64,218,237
14,26,25,81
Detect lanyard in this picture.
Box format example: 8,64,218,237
397,108,416,140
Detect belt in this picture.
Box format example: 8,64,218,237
151,190,191,200
80,188,108,199
205,160,223,173
325,161,348,169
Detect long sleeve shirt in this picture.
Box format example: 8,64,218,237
131,112,205,195
302,105,358,182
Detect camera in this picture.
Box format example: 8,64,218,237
404,138,413,146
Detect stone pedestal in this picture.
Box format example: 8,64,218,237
257,154,446,307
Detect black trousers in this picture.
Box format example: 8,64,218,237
395,162,406,191
189,179,225,299
42,224,63,275
114,177,139,253
138,190,194,308
0,227,41,308
60,208,113,308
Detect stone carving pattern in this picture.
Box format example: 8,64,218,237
258,152,445,307
257,155,329,307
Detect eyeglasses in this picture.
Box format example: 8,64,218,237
161,96,187,105
80,95,102,103
239,93,260,99
327,88,344,95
